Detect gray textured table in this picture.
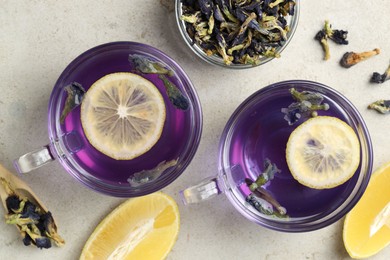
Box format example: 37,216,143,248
1,1,389,259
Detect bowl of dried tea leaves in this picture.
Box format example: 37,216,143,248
176,0,300,68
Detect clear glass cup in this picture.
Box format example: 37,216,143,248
14,42,203,197
181,80,373,232
175,0,300,69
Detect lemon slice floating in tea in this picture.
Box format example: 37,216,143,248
286,116,360,189
81,72,166,160
80,192,180,260
343,162,390,259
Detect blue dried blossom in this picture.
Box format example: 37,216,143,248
60,82,85,124
370,63,390,84
368,100,390,114
244,159,287,217
282,88,330,125
180,0,296,65
158,75,189,110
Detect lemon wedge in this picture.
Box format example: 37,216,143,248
286,116,360,189
80,192,180,260
81,72,166,160
343,162,390,259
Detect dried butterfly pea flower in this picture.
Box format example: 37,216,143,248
245,159,287,217
323,20,348,45
368,100,390,114
340,48,380,68
1,178,64,249
246,193,287,218
6,194,23,213
129,54,174,76
158,75,190,110
370,62,390,84
128,53,189,110
60,82,85,124
315,20,348,60
248,158,280,190
128,159,178,187
315,30,330,60
180,0,296,65
282,88,330,125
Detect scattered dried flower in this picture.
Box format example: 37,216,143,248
368,100,390,114
315,20,348,60
340,48,380,68
370,62,390,84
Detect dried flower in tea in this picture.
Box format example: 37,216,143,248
60,82,85,124
370,62,390,84
159,75,190,110
245,159,287,217
127,159,178,187
368,100,390,114
281,88,330,125
128,54,189,110
340,48,380,68
129,54,174,76
180,0,296,65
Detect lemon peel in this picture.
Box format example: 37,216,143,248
344,162,390,259
80,192,180,260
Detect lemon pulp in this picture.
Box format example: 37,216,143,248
80,192,180,260
286,116,360,189
343,162,390,259
80,72,166,160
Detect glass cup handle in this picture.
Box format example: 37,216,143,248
13,145,55,174
180,177,221,205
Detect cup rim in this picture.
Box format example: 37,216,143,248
175,0,301,69
47,41,203,197
218,80,373,232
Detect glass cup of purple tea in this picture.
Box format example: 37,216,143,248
13,42,203,197
181,80,373,232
